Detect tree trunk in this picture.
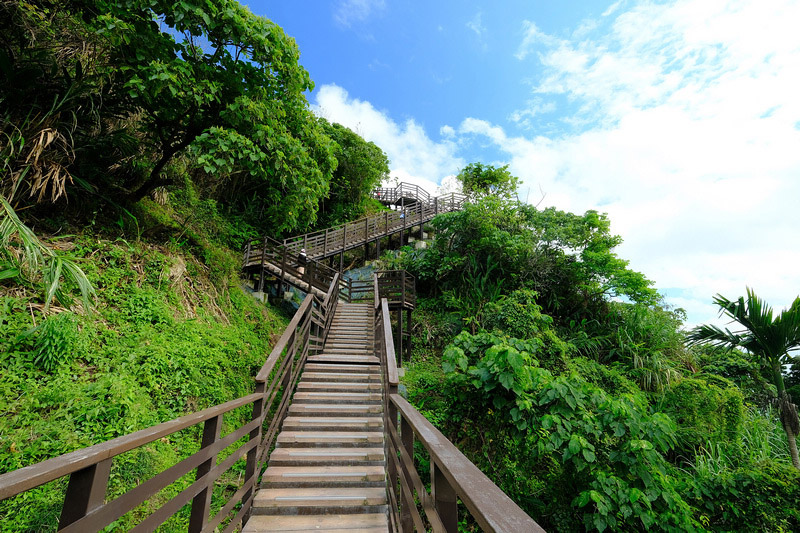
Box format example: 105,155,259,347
782,418,800,469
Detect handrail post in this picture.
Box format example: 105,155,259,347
433,460,458,532
258,237,267,293
58,459,112,529
189,414,222,532
399,414,413,532
243,381,266,524
323,228,328,257
279,244,287,297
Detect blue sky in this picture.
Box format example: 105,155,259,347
249,0,800,328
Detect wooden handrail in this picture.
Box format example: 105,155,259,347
256,294,313,382
0,393,261,500
389,394,544,533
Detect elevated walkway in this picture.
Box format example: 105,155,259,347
242,184,465,299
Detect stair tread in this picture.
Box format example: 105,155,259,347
269,447,385,463
243,513,389,532
254,487,387,506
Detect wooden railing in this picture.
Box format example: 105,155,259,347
375,280,543,532
372,183,431,205
243,184,466,266
0,275,339,532
377,270,416,310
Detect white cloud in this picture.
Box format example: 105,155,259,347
466,12,486,37
333,0,385,28
313,84,465,187
473,0,800,327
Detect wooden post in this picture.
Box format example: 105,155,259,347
58,459,112,529
278,245,287,296
400,415,414,532
397,309,403,367
323,228,328,257
433,461,458,532
339,250,344,273
243,382,265,525
257,237,267,293
189,415,222,532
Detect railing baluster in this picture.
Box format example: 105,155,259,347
58,459,112,529
433,461,458,532
188,415,222,532
399,415,414,532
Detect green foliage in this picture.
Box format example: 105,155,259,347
403,197,657,324
441,331,695,532
29,312,81,372
0,236,288,530
688,288,800,468
483,289,553,339
0,197,95,310
682,456,800,531
660,378,745,454
315,120,390,228
457,162,520,200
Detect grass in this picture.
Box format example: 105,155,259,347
0,199,289,531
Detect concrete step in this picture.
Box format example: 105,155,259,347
269,447,385,467
292,391,382,404
262,465,385,488
288,403,383,417
277,431,383,447
243,513,389,533
282,416,383,432
252,487,388,515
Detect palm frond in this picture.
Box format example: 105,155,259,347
0,196,95,312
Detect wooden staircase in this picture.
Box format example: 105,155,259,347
244,302,389,532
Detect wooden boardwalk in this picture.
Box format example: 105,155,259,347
242,184,466,298
244,302,389,532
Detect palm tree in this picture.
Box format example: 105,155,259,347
687,288,800,469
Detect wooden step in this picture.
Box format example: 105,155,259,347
282,416,383,432
243,513,389,533
262,465,385,487
308,354,381,365
301,371,380,383
252,487,388,515
268,447,385,466
277,431,383,447
288,403,382,417
297,381,382,392
304,363,380,374
292,391,382,404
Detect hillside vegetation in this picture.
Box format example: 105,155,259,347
386,177,800,531
2,1,799,532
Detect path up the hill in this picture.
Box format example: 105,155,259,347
243,302,389,532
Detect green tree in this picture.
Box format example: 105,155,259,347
456,162,520,200
316,120,389,227
687,288,800,469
